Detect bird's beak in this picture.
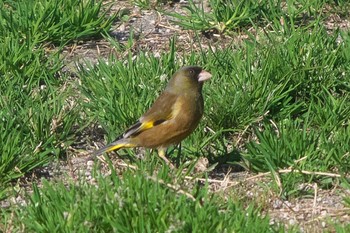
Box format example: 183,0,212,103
198,70,212,82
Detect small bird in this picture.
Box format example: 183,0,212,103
92,66,212,167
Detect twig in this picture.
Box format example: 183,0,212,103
235,124,250,147
33,141,43,153
157,23,182,31
269,119,279,137
184,176,239,185
223,168,343,190
222,167,233,189
271,169,283,196
278,169,342,178
294,156,307,164
244,172,270,181
312,183,318,217
205,126,216,134
113,160,138,170
242,169,342,182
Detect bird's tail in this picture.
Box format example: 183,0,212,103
92,138,136,156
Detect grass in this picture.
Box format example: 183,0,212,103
0,0,116,198
0,0,117,46
1,0,350,231
167,0,333,34
2,161,276,232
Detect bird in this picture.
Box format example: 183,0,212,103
92,66,212,167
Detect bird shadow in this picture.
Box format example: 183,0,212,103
168,145,245,174
207,148,244,172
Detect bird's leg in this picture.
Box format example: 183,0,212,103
158,148,175,169
177,142,182,158
175,143,182,166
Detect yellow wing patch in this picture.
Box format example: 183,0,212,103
123,119,167,138
123,97,183,139
140,121,154,130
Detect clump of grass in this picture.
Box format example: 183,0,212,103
0,0,117,46
167,0,348,34
167,0,254,33
0,62,82,199
0,0,119,199
1,162,276,232
133,0,174,9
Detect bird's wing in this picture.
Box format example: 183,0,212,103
122,92,179,139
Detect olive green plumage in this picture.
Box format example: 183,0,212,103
92,66,212,164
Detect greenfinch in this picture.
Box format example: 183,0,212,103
92,66,212,166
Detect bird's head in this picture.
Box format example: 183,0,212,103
166,66,212,93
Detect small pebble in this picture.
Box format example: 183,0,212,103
293,204,300,212
289,219,296,225
321,210,327,216
272,199,283,209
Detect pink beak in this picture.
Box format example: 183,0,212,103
198,70,212,82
